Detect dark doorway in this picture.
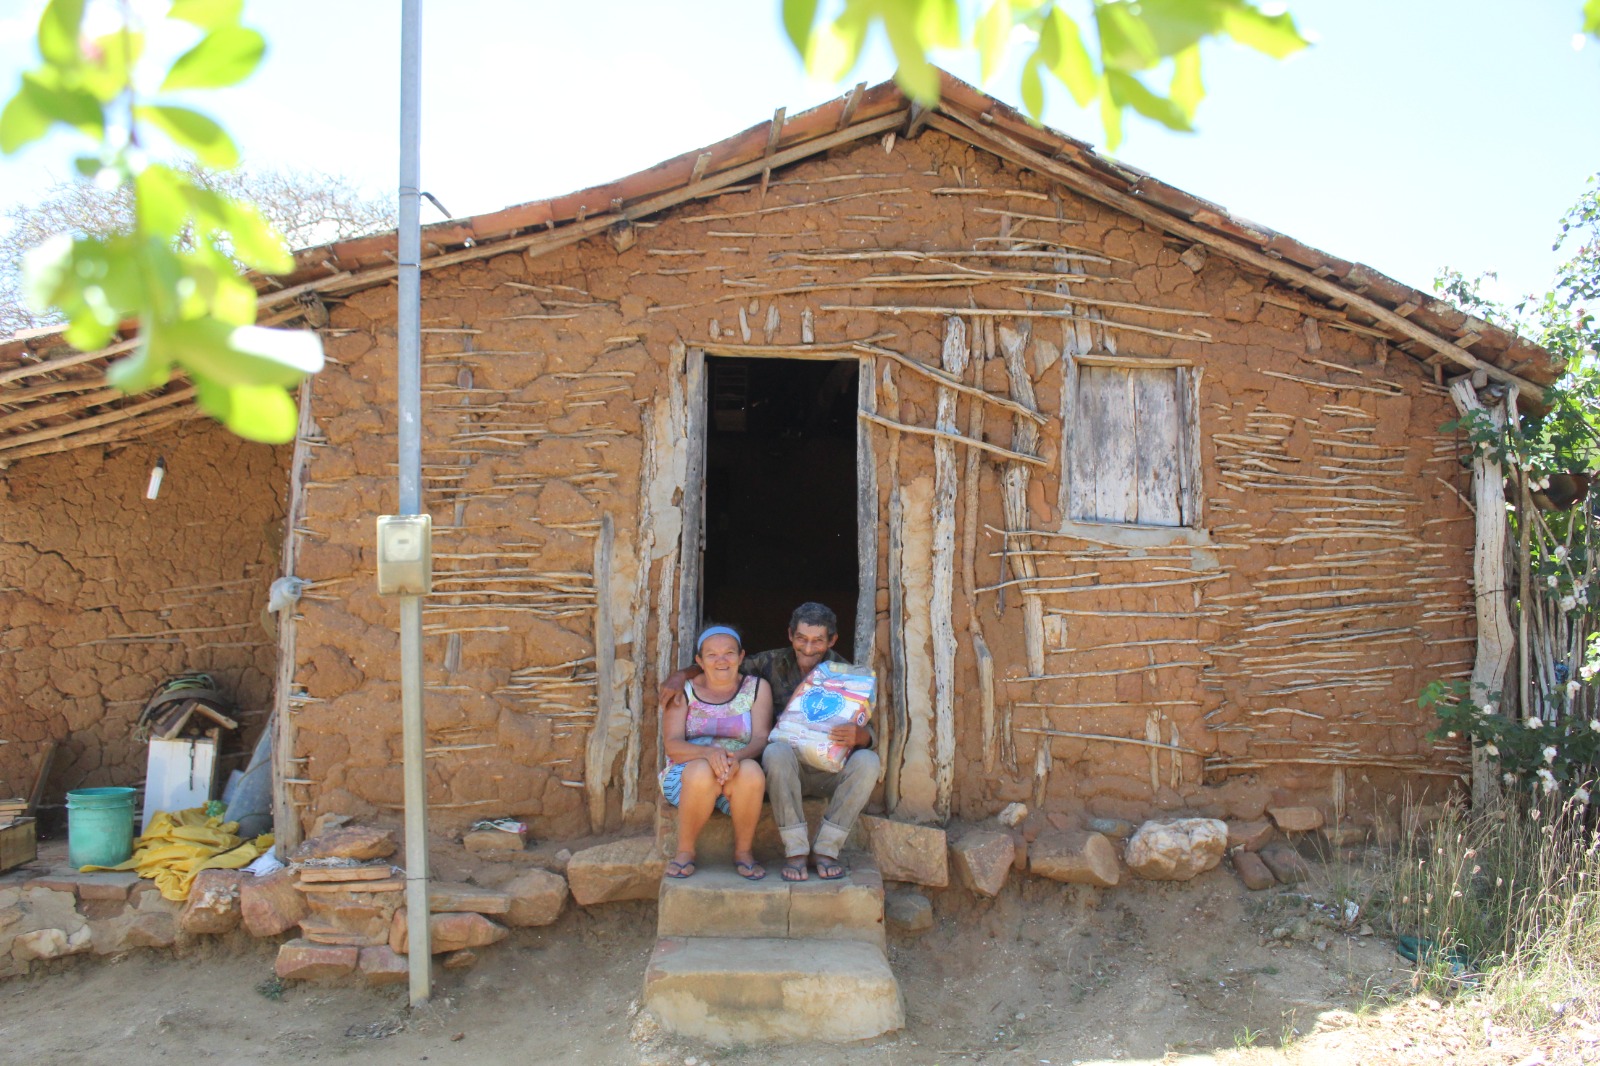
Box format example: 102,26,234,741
702,357,859,655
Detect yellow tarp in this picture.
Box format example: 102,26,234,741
82,807,274,901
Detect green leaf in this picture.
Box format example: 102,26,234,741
1124,0,1223,57
1098,83,1124,151
974,0,1011,82
220,198,293,274
1169,44,1204,122
135,164,189,240
37,0,87,67
105,339,174,395
1037,6,1099,107
166,320,322,388
1585,0,1600,36
881,0,947,104
194,379,300,443
160,25,265,91
168,0,245,30
1218,4,1309,59
135,103,239,167
913,0,962,49
80,30,144,102
0,73,103,150
805,9,869,83
1095,2,1163,72
781,0,820,56
1019,55,1044,119
1106,69,1194,132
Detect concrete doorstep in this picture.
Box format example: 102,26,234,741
656,852,885,950
643,936,904,1044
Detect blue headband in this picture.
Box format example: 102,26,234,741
696,625,741,652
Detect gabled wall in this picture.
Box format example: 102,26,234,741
0,420,286,803
280,129,1472,841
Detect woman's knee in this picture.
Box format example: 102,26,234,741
726,759,766,793
680,761,717,793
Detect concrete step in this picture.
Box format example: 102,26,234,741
656,797,865,864
644,935,904,1044
657,851,884,949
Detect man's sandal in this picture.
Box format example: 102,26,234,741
814,856,847,880
780,857,809,882
735,859,767,881
664,856,696,879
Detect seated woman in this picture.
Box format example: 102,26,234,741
658,625,773,881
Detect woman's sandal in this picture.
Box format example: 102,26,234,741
735,859,767,882
780,858,809,882
814,856,847,880
664,856,696,879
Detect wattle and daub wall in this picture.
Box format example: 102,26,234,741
0,421,286,802
279,129,1473,840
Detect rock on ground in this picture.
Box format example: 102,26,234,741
1231,848,1275,891
860,816,948,888
179,869,242,935
1029,830,1120,887
884,890,934,935
1124,819,1227,881
951,830,1014,898
503,868,568,927
1267,806,1324,833
293,826,398,862
566,837,666,906
240,869,308,937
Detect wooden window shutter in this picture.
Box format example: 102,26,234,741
1069,363,1199,528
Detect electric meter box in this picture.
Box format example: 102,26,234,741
375,514,433,596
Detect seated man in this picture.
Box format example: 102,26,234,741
660,602,878,881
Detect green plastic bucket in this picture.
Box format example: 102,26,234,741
67,787,137,869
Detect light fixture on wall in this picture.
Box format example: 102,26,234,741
146,457,167,500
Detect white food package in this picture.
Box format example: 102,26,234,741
768,661,876,772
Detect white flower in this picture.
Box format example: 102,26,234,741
1504,772,1518,785
1591,719,1600,733
1483,702,1499,715
1446,730,1458,738
1562,595,1578,612
1549,574,1561,588
1577,787,1592,806
1528,716,1545,729
1538,768,1559,794
1569,680,1583,700
1545,745,1559,764
1555,546,1569,562
1582,664,1598,682
1485,743,1500,757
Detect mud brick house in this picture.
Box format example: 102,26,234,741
0,74,1556,850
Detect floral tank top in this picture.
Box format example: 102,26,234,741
671,674,758,763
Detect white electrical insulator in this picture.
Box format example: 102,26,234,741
146,458,166,500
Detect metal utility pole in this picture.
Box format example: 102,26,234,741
396,0,432,1004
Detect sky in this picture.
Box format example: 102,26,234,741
0,0,1597,307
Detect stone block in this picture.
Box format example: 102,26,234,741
71,872,140,901
298,865,396,884
1322,826,1366,847
442,949,478,970
12,926,92,961
1226,819,1275,852
1085,818,1136,841
860,816,947,887
463,829,526,855
567,837,666,906
1258,842,1311,884
503,868,568,927
180,869,242,935
358,944,409,986
658,867,789,940
884,890,933,935
296,878,404,894
275,938,358,981
997,803,1028,828
301,894,396,945
1231,849,1275,891
241,869,309,937
643,936,903,1044
1125,819,1228,881
20,887,84,935
389,908,509,955
788,863,885,949
429,882,510,915
293,826,397,862
1267,806,1324,833
951,830,1014,898
1029,830,1120,887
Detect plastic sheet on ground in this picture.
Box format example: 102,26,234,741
82,807,274,900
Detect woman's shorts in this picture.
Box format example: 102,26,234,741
659,762,732,815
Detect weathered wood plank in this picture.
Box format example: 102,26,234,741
1177,366,1204,526
999,325,1046,678
855,354,879,667
675,348,708,658
585,513,618,833
930,318,967,821
1132,367,1181,526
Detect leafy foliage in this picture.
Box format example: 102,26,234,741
1,163,394,337
0,0,327,443
1428,175,1600,802
782,0,1309,149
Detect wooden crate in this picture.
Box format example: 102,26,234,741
0,818,37,873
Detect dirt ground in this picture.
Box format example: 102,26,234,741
0,861,1588,1065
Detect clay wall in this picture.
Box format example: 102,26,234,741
284,128,1472,840
0,419,288,804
